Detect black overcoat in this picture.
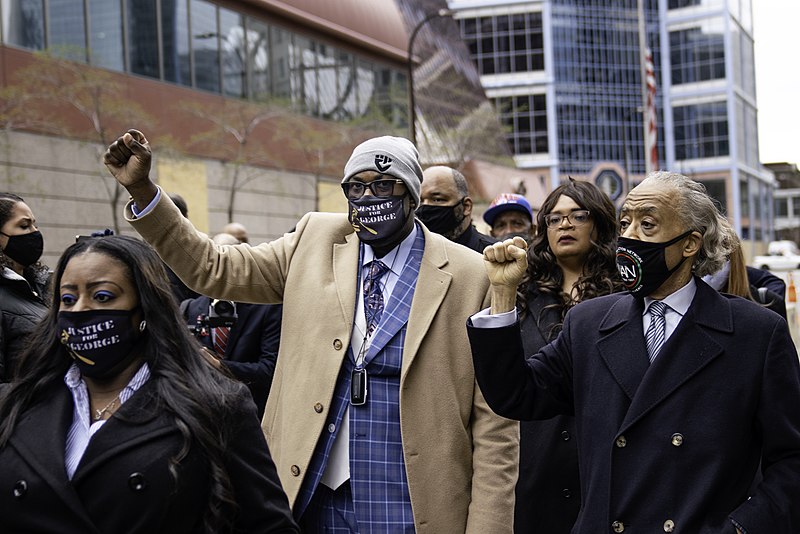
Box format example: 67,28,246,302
0,379,299,533
469,279,800,533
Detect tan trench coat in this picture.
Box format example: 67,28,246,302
126,195,518,533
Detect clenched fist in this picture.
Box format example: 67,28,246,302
103,129,158,208
483,236,528,314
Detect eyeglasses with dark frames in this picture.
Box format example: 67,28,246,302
544,210,591,228
342,178,405,200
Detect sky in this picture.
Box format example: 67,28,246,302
753,1,800,166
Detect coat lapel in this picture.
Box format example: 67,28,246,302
332,232,360,342
618,280,731,433
72,380,170,483
9,383,100,531
402,228,450,379
597,296,650,401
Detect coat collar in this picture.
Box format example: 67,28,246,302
596,278,731,432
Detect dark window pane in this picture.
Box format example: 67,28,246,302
219,7,244,97
191,0,220,92
162,0,190,86
88,0,123,71
128,0,159,78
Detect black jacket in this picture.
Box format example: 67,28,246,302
0,378,299,533
516,292,580,533
0,267,48,380
182,296,281,416
454,224,497,254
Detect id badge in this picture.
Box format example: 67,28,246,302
351,367,368,405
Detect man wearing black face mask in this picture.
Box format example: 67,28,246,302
467,171,800,534
417,166,496,253
103,130,518,533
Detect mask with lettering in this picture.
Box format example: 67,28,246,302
348,196,408,243
58,309,143,379
616,231,693,298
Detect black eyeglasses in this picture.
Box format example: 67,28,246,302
544,210,591,228
342,178,405,200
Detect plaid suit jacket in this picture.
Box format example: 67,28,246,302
296,228,424,531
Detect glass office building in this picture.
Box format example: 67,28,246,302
452,0,773,241
0,0,408,125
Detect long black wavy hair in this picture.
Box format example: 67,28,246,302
0,235,239,533
0,193,50,298
519,179,622,334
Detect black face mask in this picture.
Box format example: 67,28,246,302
416,200,465,235
616,230,694,298
0,230,43,267
58,309,144,379
348,195,409,243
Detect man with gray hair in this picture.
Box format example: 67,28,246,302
468,171,800,533
103,130,518,533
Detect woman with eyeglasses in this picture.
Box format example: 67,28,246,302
0,193,50,382
513,179,622,534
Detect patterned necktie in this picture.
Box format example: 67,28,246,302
363,260,390,335
213,326,230,356
645,300,668,363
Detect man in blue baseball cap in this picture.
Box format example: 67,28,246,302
483,193,535,241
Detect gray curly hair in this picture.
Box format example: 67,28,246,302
640,171,736,277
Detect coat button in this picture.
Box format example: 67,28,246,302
314,402,324,413
663,519,675,532
128,473,147,491
561,430,571,441
333,339,343,350
615,435,627,448
12,480,27,499
328,423,336,433
671,433,683,447
561,488,571,498
612,520,625,532
291,465,301,476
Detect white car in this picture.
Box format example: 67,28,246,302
753,241,800,271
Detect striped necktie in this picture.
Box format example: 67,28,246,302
645,300,668,363
213,326,230,357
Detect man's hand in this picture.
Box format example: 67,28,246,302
483,236,528,314
103,129,158,207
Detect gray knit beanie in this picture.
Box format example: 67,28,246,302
342,136,423,205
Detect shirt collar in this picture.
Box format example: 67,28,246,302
64,361,151,398
643,277,696,317
361,224,419,278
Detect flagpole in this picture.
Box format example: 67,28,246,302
637,0,652,175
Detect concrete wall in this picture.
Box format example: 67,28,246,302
0,130,318,268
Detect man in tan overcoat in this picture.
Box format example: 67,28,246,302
103,129,518,533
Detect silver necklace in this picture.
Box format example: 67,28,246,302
93,395,120,421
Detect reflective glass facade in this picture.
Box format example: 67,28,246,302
0,0,407,127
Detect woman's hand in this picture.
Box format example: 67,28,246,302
483,236,528,314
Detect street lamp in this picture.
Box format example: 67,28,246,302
407,8,454,146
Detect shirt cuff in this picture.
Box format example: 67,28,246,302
130,187,162,218
469,307,517,328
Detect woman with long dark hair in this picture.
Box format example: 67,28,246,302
0,235,298,533
514,179,621,533
0,193,50,381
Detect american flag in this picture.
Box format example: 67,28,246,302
644,47,658,174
